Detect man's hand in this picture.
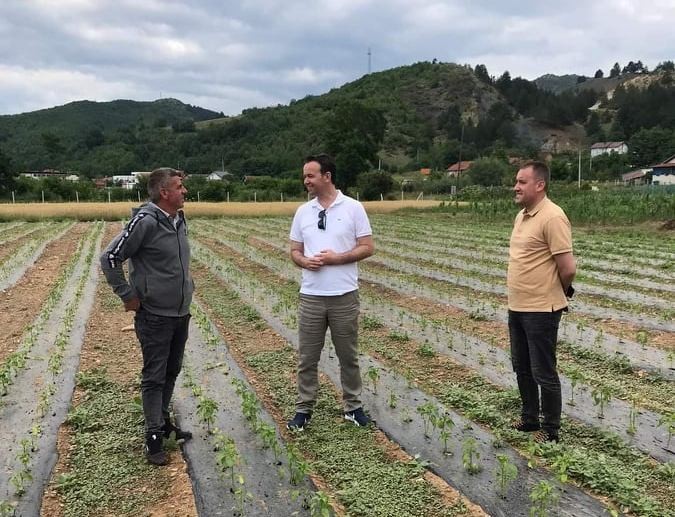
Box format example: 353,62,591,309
123,297,140,312
316,249,340,265
303,255,324,271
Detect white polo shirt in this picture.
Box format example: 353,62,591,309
290,191,372,296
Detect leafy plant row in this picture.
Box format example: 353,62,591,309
1,222,103,514
193,233,674,517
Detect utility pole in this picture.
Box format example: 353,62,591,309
578,146,582,188
456,123,465,193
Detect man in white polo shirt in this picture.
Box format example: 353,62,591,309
287,154,375,431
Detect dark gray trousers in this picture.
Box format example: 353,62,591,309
134,308,190,435
508,310,563,435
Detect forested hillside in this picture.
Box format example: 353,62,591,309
1,60,675,193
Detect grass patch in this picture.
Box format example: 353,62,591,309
56,368,168,517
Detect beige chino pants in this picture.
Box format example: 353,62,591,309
296,290,362,413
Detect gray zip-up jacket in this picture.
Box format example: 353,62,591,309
100,203,193,317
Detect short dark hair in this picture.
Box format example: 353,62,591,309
148,167,183,202
305,153,336,184
522,160,550,190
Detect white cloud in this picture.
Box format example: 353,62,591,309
0,0,674,115
0,65,139,114
282,67,343,85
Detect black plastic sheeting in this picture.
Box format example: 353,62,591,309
173,319,312,516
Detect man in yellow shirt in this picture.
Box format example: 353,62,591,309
507,161,576,443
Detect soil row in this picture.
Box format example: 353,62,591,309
0,223,87,366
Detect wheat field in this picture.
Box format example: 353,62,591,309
0,200,442,221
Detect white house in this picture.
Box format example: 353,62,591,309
590,141,628,158
208,170,233,181
111,171,151,189
651,155,675,185
112,175,137,190
20,169,67,180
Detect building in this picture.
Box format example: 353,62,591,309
20,169,68,180
447,161,473,177
621,169,649,186
590,141,628,158
111,171,151,190
93,177,111,189
208,170,233,181
651,155,675,185
112,175,137,190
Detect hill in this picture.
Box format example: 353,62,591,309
0,98,223,173
534,74,583,94
1,61,674,183
0,62,513,177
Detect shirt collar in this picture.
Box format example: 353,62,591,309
310,190,345,210
524,196,548,217
148,202,179,223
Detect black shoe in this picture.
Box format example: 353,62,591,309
532,429,560,443
286,412,311,431
163,419,193,441
145,433,168,465
511,419,540,432
344,407,371,427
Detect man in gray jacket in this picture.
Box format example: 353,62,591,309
100,167,194,465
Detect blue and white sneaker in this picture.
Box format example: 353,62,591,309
286,412,311,431
344,407,371,427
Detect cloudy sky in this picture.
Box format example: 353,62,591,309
1,0,674,116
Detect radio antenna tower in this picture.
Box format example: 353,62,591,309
367,47,371,74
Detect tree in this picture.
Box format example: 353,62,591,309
495,71,512,93
594,69,604,78
0,147,16,196
609,62,621,78
356,171,394,200
584,111,604,141
466,157,512,186
83,128,105,150
629,126,675,166
325,101,386,192
474,64,491,84
437,105,462,140
655,60,675,73
41,132,64,161
474,102,516,149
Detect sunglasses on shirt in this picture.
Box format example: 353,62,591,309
318,209,326,230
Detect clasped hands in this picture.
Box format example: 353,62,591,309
303,249,340,271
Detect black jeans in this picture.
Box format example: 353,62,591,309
134,308,190,435
508,310,563,434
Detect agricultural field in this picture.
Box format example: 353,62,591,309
0,210,673,517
